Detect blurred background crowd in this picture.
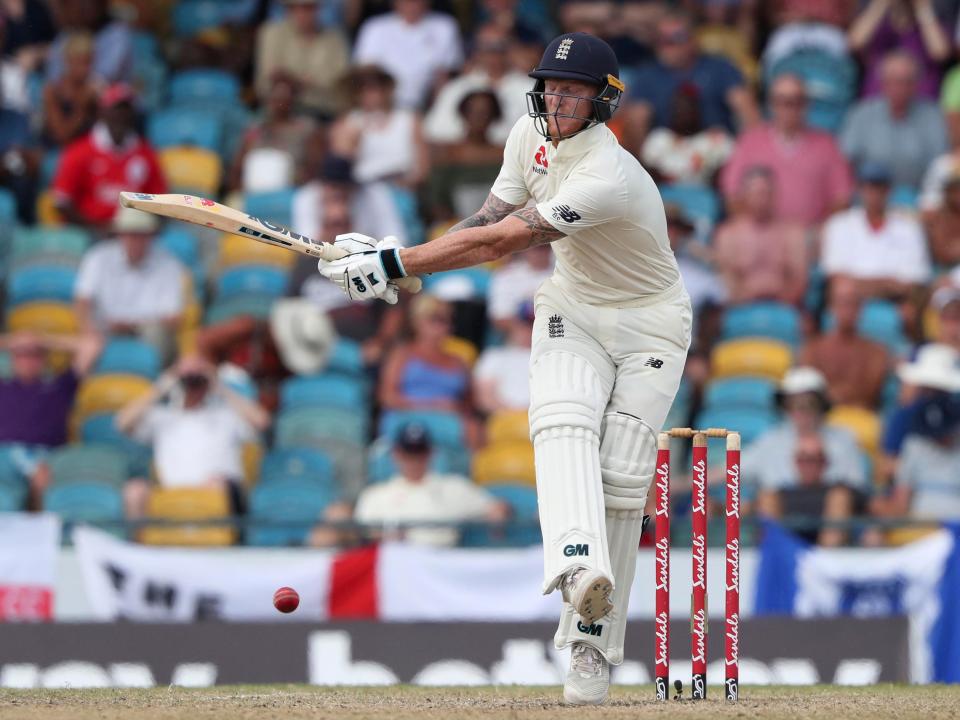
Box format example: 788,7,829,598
2,0,960,550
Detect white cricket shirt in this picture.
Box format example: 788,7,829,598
491,116,681,305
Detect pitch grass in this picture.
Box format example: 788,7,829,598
1,684,959,720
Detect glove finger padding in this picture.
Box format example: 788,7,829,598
334,232,379,254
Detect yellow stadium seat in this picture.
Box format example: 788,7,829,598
443,335,478,368
710,339,793,381
140,487,236,546
473,440,536,486
923,305,940,342
36,190,63,225
885,526,939,546
159,146,223,196
71,374,152,432
487,410,530,444
6,301,77,334
219,232,295,271
827,405,882,456
242,441,263,489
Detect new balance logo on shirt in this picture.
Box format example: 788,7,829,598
552,205,581,223
644,357,664,369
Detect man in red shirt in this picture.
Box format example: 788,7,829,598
52,83,167,230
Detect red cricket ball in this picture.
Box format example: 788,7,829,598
273,586,299,614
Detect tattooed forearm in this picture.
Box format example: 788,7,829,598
446,192,522,233
509,206,566,248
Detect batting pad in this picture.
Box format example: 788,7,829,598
530,351,612,595
555,413,654,663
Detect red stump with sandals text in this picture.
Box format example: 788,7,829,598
654,428,740,702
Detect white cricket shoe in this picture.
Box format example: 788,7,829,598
560,567,613,625
563,642,609,705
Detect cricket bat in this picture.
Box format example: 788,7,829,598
118,192,422,292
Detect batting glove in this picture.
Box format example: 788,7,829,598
332,232,379,255
316,238,408,305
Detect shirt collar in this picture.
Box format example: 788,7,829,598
91,121,139,154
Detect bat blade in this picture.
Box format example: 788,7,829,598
118,192,422,292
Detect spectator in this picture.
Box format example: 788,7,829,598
743,367,869,504
713,167,808,306
762,5,853,76
923,166,960,267
41,31,98,148
473,300,534,414
800,277,891,409
0,0,57,78
848,0,950,100
623,8,760,153
46,0,132,85
51,83,167,230
840,50,947,189
884,388,960,521
423,24,530,146
228,71,325,193
641,82,733,186
0,331,102,508
427,89,505,223
330,64,429,188
74,206,186,363
756,430,862,546
0,75,39,223
353,0,464,110
116,353,271,519
378,293,476,438
487,243,553,333
721,74,854,227
254,0,349,120
353,422,509,547
820,161,931,303
931,284,960,351
293,154,410,252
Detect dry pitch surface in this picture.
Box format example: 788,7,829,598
1,685,959,720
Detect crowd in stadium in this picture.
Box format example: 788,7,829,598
2,0,960,549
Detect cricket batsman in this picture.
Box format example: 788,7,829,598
317,32,692,705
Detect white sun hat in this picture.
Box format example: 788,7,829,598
896,343,960,392
270,298,337,376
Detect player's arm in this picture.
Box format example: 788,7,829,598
399,205,564,276
443,191,526,233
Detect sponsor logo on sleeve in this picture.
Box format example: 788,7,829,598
552,205,581,223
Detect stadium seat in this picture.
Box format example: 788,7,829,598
244,189,295,227
703,377,778,412
279,374,368,412
10,226,90,269
205,294,275,324
140,487,236,546
157,227,201,268
260,447,337,487
169,69,241,106
0,187,15,223
663,376,693,430
379,410,465,451
35,189,62,225
487,409,530,444
219,231,295,271
693,407,778,446
159,146,223,196
44,481,124,528
721,302,802,348
0,350,10,378
366,437,466,483
79,413,152,478
659,183,721,230
93,338,161,379
147,107,222,152
0,476,27,511
710,339,793,381
216,265,288,300
172,0,237,37
326,338,364,376
6,265,76,306
48,444,129,488
460,483,541,547
473,441,536,486
442,336,479,368
827,405,882,456
247,478,338,546
767,50,858,134
6,301,77,335
823,299,907,356
423,267,492,301
275,406,368,447
71,375,153,430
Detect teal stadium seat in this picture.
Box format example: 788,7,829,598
147,107,222,152
44,482,124,527
79,414,152,478
216,265,288,300
93,338,161,379
326,338,364,376
275,407,368,447
423,267,492,300
279,374,369,412
7,265,76,306
0,447,28,511
156,226,200,267
10,226,89,269
260,448,336,487
205,295,275,324
659,184,721,234
244,189,295,227
49,444,129,488
460,484,541,547
379,410,465,451
703,377,778,412
247,478,338,546
824,298,907,356
694,407,777,446
169,69,241,106
173,1,237,37
721,302,802,348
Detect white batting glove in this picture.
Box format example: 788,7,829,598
332,232,379,254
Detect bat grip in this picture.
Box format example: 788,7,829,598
320,242,422,293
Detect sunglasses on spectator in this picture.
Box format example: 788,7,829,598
795,452,827,464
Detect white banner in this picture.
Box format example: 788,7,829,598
0,513,61,621
74,527,335,622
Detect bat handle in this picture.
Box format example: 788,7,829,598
320,243,423,294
